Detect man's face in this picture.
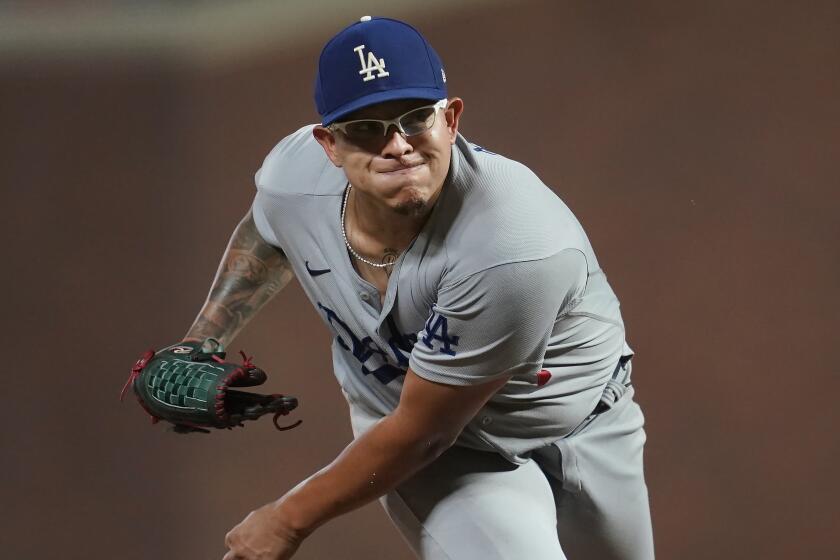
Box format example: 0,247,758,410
314,98,464,216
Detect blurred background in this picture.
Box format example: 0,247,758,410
2,1,838,558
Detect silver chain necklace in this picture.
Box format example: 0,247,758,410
341,185,395,269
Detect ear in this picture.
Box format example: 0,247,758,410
443,97,464,145
312,126,343,167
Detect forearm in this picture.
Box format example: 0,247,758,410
184,210,294,346
277,412,453,536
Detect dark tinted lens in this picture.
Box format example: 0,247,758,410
399,106,436,135
344,120,384,139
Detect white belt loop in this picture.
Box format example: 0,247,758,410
595,355,633,411
564,356,633,438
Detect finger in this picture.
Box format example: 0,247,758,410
224,530,235,548
222,536,241,560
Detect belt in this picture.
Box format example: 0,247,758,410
565,355,633,438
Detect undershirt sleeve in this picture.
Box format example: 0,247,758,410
409,248,587,386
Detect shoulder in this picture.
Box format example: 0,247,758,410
436,135,591,281
439,248,587,309
254,124,345,197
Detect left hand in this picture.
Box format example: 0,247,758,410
223,501,304,560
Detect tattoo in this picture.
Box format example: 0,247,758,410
185,212,293,345
381,248,398,278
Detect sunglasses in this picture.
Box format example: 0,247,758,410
329,99,448,142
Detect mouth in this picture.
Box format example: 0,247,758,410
380,162,426,175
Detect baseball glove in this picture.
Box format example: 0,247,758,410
121,339,301,433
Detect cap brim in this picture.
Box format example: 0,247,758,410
321,87,446,125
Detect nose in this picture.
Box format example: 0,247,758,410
380,125,413,158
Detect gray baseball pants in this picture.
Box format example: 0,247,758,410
376,386,654,559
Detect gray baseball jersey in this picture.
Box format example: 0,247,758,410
251,124,633,464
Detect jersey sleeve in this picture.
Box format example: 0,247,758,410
249,124,328,249
409,248,587,386
251,191,282,248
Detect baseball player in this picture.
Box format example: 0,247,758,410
183,16,653,560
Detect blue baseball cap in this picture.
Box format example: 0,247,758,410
315,16,448,125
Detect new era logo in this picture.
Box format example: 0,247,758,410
354,44,389,82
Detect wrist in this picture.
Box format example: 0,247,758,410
271,494,317,541
178,337,223,353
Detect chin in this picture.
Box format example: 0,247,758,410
391,186,431,216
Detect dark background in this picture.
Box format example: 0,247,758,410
2,1,838,558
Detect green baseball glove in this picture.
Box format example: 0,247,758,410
121,339,300,433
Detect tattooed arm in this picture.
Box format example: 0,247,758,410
183,210,294,348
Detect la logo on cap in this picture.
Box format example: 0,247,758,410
354,44,390,82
